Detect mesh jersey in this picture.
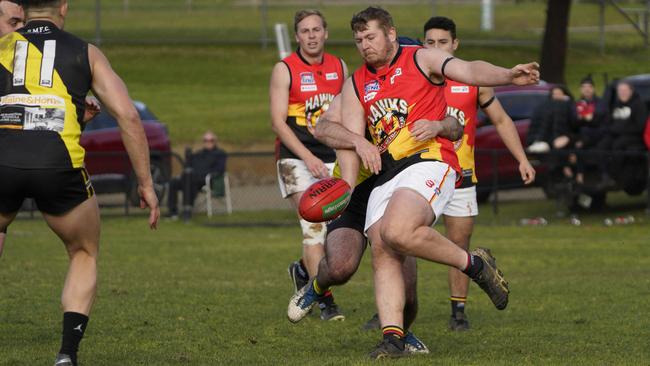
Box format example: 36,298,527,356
0,21,92,169
445,80,479,188
276,50,344,163
352,46,460,185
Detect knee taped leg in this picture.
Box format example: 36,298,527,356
299,218,326,246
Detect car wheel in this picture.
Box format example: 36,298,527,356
129,159,170,206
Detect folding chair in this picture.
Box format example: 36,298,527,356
204,172,232,216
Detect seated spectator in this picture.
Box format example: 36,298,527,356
595,81,648,186
167,131,227,217
526,85,576,153
574,75,606,184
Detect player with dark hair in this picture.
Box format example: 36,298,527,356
422,16,535,331
0,1,159,365
270,9,346,321
335,6,538,358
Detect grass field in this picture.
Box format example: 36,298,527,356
1,198,649,365
51,1,650,147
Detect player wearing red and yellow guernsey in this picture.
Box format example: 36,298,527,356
269,9,347,321
338,7,540,358
422,16,536,332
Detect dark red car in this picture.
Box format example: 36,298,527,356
474,84,553,201
81,101,172,204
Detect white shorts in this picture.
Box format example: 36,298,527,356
276,158,335,198
443,186,479,217
364,161,457,232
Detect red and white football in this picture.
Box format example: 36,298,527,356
299,177,352,223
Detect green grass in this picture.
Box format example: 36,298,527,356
50,1,650,147
1,198,649,365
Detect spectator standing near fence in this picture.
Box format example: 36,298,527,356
269,9,347,321
167,131,227,217
0,1,159,365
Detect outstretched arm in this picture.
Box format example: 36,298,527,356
416,47,540,87
89,45,159,229
480,87,535,184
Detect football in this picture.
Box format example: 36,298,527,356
299,177,352,223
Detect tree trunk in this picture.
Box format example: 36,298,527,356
540,0,572,84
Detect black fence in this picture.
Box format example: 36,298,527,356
74,148,650,219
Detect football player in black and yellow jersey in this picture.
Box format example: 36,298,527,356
0,0,24,257
0,1,159,365
0,0,100,259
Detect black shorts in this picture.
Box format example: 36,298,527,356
0,166,94,215
327,174,378,235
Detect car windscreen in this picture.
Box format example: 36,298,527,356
478,92,548,125
83,104,157,132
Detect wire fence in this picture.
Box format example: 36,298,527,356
64,0,650,49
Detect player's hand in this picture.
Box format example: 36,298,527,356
511,62,540,86
519,160,536,185
411,119,442,141
354,136,381,175
83,96,101,123
305,155,329,179
138,184,160,229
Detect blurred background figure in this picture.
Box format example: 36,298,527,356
167,131,227,218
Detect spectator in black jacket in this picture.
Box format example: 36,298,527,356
167,131,228,217
594,81,648,187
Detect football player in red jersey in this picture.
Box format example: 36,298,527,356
338,7,539,358
422,16,535,331
269,9,347,321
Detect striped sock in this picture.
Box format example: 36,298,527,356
312,279,329,296
450,296,467,315
382,325,405,340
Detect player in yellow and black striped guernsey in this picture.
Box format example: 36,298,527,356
0,1,159,365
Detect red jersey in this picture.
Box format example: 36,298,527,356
276,50,344,162
444,80,479,188
352,46,460,183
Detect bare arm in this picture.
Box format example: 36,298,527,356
410,115,463,142
416,48,540,87
88,45,159,228
269,62,328,178
314,93,382,171
339,78,369,187
480,87,535,184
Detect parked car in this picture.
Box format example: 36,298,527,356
81,101,172,205
474,84,554,202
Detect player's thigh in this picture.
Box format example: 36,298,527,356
277,159,334,202
42,196,100,256
0,212,18,232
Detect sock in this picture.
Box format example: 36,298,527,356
462,253,484,280
382,325,405,350
450,296,467,315
297,259,308,280
312,278,329,296
318,290,334,309
59,312,89,365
